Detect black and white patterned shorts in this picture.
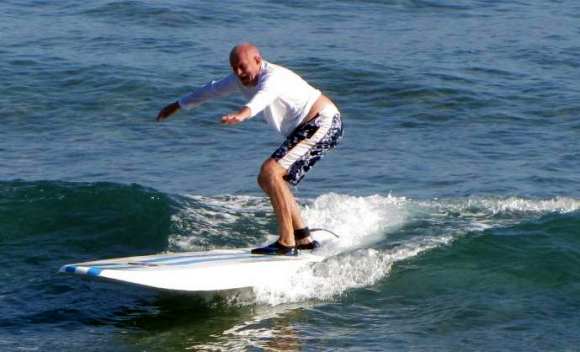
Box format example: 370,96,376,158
271,106,343,186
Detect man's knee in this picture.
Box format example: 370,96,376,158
258,159,285,190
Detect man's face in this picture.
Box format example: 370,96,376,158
230,51,261,86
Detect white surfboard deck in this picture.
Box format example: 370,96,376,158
59,248,325,292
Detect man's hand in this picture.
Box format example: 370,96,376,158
220,107,251,125
220,113,245,125
156,101,180,122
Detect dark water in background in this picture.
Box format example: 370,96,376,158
1,0,580,351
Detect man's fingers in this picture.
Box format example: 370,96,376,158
221,115,240,125
156,102,179,122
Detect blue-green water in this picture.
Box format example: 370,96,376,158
1,0,579,351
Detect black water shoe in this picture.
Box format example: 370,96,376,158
297,240,320,250
294,227,320,250
251,241,298,256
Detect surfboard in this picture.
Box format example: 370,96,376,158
59,248,325,292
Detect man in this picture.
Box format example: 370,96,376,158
157,43,343,256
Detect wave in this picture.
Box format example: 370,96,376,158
0,180,173,257
169,192,580,305
1,180,578,307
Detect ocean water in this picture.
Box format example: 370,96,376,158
1,0,579,351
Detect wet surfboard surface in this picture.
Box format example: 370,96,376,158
60,248,325,292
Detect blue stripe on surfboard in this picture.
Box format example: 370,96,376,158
80,252,251,268
87,267,102,277
62,265,103,277
120,252,251,265
65,263,135,271
144,254,300,267
82,254,249,269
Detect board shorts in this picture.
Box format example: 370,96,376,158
271,105,343,186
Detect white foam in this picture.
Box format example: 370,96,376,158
253,235,453,305
469,196,580,215
251,193,419,305
301,193,409,254
413,196,580,230
419,196,580,216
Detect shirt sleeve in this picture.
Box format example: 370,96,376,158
178,74,239,110
244,79,281,118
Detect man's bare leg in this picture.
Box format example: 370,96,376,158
289,201,315,247
258,159,313,247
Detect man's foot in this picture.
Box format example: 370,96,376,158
294,227,320,250
297,240,320,250
251,241,298,256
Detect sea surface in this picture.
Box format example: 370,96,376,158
1,0,580,351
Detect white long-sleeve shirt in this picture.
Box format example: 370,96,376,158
178,61,321,137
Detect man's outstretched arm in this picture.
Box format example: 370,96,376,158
156,74,239,122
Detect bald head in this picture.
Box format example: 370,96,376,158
229,43,262,86
230,43,261,64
